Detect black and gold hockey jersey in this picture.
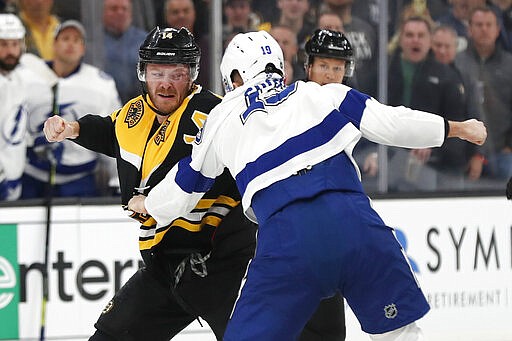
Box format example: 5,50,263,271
74,85,244,262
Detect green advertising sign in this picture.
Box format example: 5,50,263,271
0,224,19,339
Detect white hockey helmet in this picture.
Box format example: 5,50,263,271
0,14,25,40
220,30,284,92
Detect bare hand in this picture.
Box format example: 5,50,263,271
363,152,378,176
467,155,484,180
43,115,78,142
410,148,431,163
449,119,487,145
128,194,148,214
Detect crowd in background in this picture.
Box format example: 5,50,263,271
1,0,512,201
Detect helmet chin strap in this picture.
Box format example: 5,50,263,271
141,93,171,117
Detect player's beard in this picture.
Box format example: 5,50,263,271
0,54,21,72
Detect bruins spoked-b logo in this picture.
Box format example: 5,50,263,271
384,303,398,319
125,100,144,128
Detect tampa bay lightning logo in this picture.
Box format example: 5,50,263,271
2,105,27,145
29,102,75,165
34,102,75,134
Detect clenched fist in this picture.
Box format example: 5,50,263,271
43,115,79,142
128,194,148,214
448,119,487,146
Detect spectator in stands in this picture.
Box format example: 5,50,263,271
270,24,306,82
432,24,460,64
164,0,211,88
437,0,474,51
103,0,147,104
22,20,121,198
351,0,448,39
165,0,210,42
0,13,29,201
388,16,472,191
490,0,512,46
432,24,483,181
321,0,378,97
131,0,156,32
411,0,451,20
18,0,60,60
0,0,18,13
252,0,279,23
492,0,512,14
317,11,343,32
438,0,511,51
259,0,315,49
52,1,155,32
223,0,260,44
165,0,196,34
155,0,206,31
387,0,435,56
277,0,315,45
455,6,512,181
53,0,80,21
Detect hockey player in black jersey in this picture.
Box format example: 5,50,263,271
44,27,346,340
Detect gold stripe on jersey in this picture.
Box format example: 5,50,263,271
183,110,208,144
138,195,240,250
191,195,238,210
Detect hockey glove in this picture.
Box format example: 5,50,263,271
506,176,512,200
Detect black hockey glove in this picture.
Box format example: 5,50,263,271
506,176,512,200
123,187,151,222
122,204,150,223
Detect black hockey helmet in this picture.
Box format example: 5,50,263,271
137,26,200,82
304,29,354,77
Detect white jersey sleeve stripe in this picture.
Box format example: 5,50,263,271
337,88,371,129
235,107,353,197
175,156,216,193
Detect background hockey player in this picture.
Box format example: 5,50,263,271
296,27,359,341
0,13,29,201
22,20,121,198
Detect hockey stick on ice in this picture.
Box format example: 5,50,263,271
19,53,59,341
20,53,58,87
40,137,56,341
39,82,58,341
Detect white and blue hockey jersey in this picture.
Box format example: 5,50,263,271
0,64,30,200
23,61,121,185
144,74,446,226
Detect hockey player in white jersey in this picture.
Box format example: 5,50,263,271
96,31,484,339
22,20,121,198
0,14,29,200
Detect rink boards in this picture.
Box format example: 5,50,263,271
0,196,511,341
